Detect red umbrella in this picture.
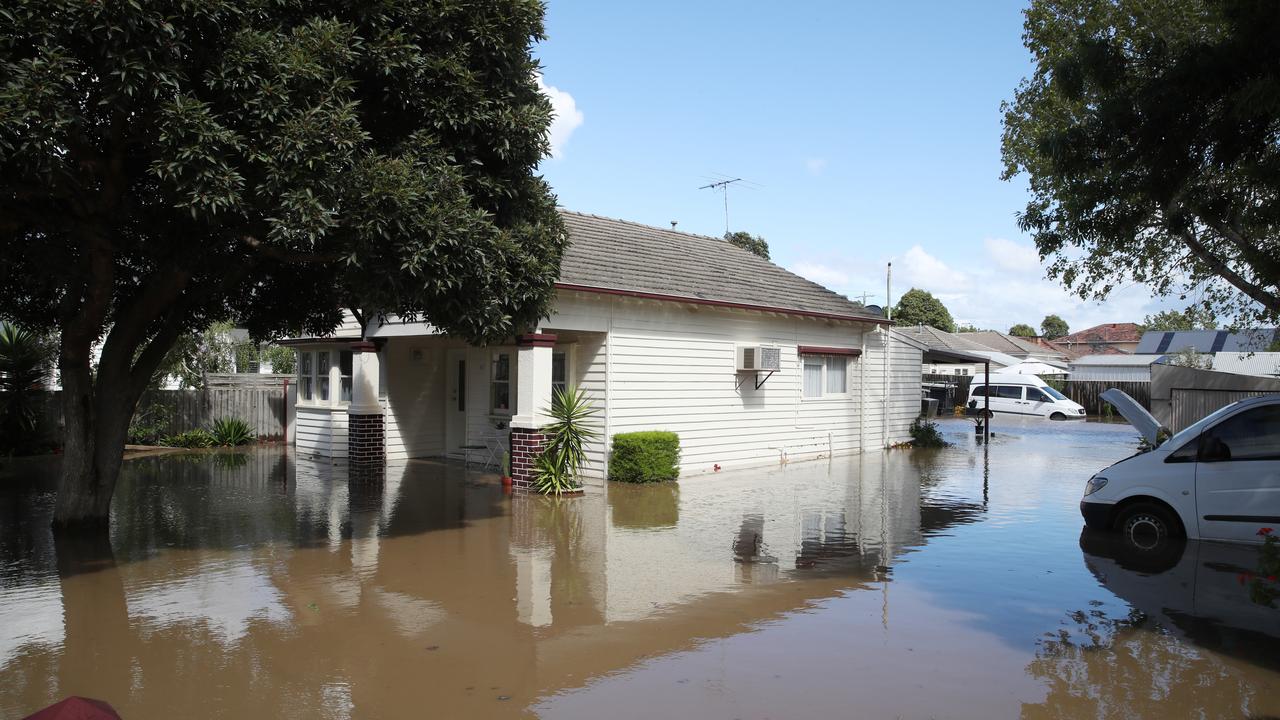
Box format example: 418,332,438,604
23,697,122,720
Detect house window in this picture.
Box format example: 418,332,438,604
552,350,568,398
339,350,353,402
491,351,511,414
298,351,313,401
317,350,331,402
802,354,850,399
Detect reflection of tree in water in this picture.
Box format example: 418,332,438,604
608,482,678,530
1021,607,1270,719
529,495,601,623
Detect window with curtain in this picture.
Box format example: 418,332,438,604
802,354,852,399
317,351,331,402
552,350,567,398
491,352,511,413
298,351,313,401
339,350,353,402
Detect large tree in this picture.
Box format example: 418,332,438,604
1040,314,1069,339
1142,306,1219,331
1002,0,1280,328
0,1,566,527
1009,323,1038,338
893,288,956,332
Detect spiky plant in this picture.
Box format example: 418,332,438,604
533,386,598,495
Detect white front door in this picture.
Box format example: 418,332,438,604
445,349,468,454
1195,404,1280,542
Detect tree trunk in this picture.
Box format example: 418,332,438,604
52,351,135,530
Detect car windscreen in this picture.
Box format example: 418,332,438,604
1042,385,1067,401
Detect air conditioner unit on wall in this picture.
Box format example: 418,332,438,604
737,345,781,372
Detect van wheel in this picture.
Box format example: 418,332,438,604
1114,502,1184,545
1050,412,1066,421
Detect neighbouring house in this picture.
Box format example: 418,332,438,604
1134,328,1279,355
283,211,926,488
962,331,1071,367
1051,322,1143,357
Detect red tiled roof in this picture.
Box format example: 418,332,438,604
1055,323,1143,344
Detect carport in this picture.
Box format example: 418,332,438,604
921,349,991,440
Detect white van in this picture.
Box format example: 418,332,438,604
966,372,1086,420
1081,391,1280,544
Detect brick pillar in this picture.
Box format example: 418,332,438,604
347,339,384,467
348,413,385,466
509,427,546,491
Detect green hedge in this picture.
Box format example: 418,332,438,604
609,431,681,483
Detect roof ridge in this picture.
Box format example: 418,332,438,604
559,209,726,244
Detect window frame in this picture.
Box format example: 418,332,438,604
800,353,853,400
490,350,513,416
295,347,354,409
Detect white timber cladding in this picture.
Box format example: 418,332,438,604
289,295,923,472
547,292,922,474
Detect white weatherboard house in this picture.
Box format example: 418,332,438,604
286,212,925,488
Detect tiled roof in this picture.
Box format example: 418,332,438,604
557,211,879,321
894,325,997,354
1055,322,1143,344
964,331,1068,359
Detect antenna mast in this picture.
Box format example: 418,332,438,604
698,178,742,235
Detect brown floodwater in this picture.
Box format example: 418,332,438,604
1,419,1277,719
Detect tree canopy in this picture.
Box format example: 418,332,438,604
1040,314,1069,339
0,0,565,525
893,288,956,332
1142,307,1219,331
724,230,770,260
1002,0,1280,328
1009,324,1038,338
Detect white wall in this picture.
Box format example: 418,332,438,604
296,407,347,461
548,293,924,477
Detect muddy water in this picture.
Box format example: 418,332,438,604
1,419,1277,719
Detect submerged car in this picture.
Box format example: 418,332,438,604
966,372,1086,420
1080,391,1280,544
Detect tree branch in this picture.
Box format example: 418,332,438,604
1175,227,1280,316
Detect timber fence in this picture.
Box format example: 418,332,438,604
39,373,296,442
1064,380,1151,415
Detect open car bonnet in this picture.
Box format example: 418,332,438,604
1100,389,1164,446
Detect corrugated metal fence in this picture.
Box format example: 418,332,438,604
1169,388,1280,433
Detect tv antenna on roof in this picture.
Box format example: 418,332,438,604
698,177,742,235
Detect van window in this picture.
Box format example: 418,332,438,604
995,385,1023,400
1042,385,1068,401
1026,387,1051,403
972,385,990,397
1201,405,1280,461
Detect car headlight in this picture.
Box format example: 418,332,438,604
1084,476,1108,496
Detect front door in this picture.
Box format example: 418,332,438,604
1195,403,1280,542
445,349,468,454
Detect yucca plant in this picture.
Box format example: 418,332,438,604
533,386,598,495
209,417,255,446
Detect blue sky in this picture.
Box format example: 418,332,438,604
533,0,1165,332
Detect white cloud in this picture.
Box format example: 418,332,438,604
805,158,828,175
983,237,1041,273
900,245,968,292
790,261,848,288
535,74,583,159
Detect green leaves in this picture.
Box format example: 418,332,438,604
893,288,956,332
1003,0,1280,327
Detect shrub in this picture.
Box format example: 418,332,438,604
209,417,255,446
909,417,950,448
0,321,56,454
165,429,215,448
609,431,680,483
533,386,599,495
127,402,172,445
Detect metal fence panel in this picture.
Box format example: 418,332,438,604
1169,388,1280,433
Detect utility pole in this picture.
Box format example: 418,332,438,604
698,178,741,235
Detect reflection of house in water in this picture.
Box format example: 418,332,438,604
0,447,988,719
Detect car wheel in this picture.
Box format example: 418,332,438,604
1114,501,1183,547
1050,412,1066,421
